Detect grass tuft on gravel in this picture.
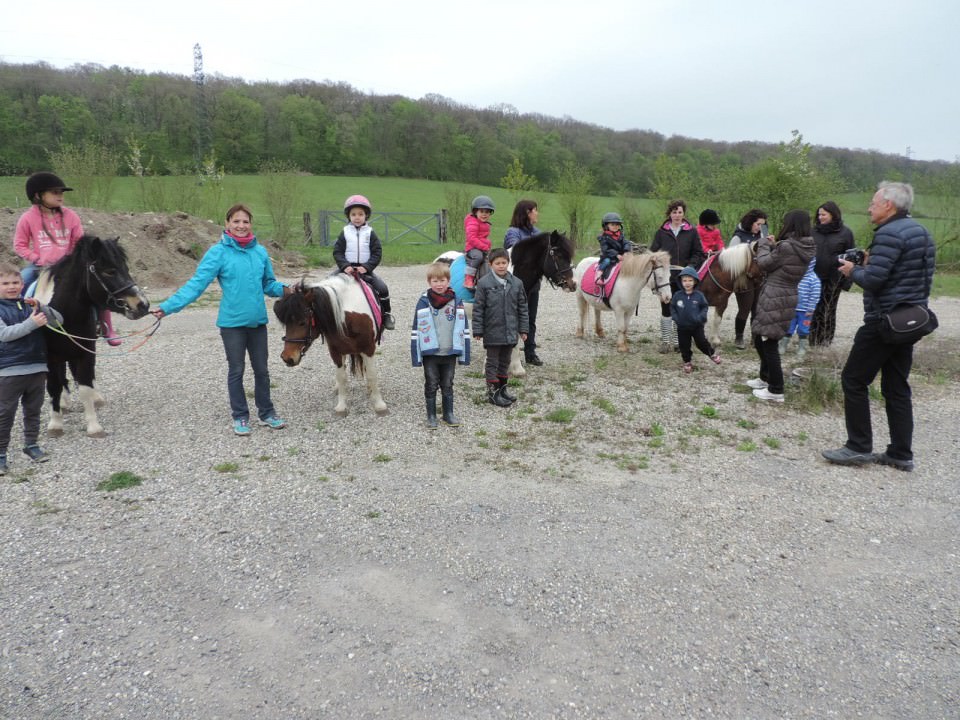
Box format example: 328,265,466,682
96,471,144,492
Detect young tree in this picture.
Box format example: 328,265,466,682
556,161,595,245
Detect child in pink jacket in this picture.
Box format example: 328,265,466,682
463,195,495,290
13,172,120,345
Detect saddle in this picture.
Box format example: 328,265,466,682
698,253,718,282
352,274,384,338
579,261,623,307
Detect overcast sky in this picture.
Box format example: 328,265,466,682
2,0,956,163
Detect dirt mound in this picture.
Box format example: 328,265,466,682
0,207,304,290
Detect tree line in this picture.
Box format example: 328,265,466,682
1,60,957,202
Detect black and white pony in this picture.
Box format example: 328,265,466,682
33,235,150,437
438,230,577,377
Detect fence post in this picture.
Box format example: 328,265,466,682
439,209,448,244
303,212,313,245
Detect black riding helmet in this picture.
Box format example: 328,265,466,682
26,172,73,203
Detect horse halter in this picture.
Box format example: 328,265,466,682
647,256,672,293
86,262,137,311
281,303,319,356
543,246,573,289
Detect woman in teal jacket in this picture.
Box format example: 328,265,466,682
152,203,289,436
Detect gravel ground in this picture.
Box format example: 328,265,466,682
1,265,958,719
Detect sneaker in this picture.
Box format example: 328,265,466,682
382,313,396,331
22,444,49,463
734,335,746,350
821,446,877,466
0,454,7,476
233,418,251,436
682,362,693,374
710,352,722,365
752,388,784,403
876,452,914,472
259,415,286,430
746,378,768,389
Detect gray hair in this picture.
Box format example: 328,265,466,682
877,181,914,212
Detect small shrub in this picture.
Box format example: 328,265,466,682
737,440,758,452
699,406,719,418
373,453,392,462
763,437,781,449
544,408,576,423
213,462,239,473
96,471,144,491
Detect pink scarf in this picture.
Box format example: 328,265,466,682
225,230,255,247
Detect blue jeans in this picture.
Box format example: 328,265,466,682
841,321,915,460
220,325,275,421
20,264,40,289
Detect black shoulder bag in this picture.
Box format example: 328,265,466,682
879,236,938,345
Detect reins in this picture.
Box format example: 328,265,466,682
45,315,163,356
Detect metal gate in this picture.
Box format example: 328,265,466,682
316,210,444,246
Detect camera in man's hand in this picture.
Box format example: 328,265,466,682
838,248,866,266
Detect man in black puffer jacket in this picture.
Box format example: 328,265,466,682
822,181,935,472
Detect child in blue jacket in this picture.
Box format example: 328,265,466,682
780,258,821,361
411,262,470,428
670,266,721,373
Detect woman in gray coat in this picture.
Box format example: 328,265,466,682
747,210,816,402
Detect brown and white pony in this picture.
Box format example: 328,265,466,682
273,275,387,417
698,242,763,347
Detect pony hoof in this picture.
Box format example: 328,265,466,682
575,329,584,338
48,428,64,438
375,408,390,417
87,429,108,438
335,409,349,418
617,345,629,353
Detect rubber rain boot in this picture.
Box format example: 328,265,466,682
441,393,461,427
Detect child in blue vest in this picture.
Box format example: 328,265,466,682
670,266,721,373
0,262,64,474
411,262,471,428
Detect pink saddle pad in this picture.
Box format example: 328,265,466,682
579,261,623,301
355,276,383,330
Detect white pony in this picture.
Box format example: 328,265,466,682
573,250,672,352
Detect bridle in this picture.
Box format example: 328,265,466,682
542,244,574,289
647,256,672,294
86,262,138,312
281,300,319,356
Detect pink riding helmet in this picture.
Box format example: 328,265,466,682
343,194,372,218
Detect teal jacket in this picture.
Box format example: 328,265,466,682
159,233,286,327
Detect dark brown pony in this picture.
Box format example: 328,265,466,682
33,236,150,437
273,275,387,417
699,242,763,346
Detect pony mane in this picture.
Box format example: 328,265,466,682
717,243,754,279
619,249,669,278
47,235,128,280
511,231,574,267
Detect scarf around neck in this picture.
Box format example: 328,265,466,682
225,230,255,247
427,288,456,309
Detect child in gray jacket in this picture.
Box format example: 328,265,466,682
472,248,529,407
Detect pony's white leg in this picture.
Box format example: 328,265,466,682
363,355,389,416
575,295,587,338
78,384,106,438
615,309,629,353
508,346,526,378
593,307,605,338
47,410,64,437
707,309,723,347
333,364,349,417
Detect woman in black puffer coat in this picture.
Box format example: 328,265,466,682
809,201,855,346
748,210,816,402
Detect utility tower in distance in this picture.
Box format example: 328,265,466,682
193,43,211,165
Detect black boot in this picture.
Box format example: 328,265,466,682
441,393,461,426
524,351,543,366
425,393,438,429
487,383,512,407
497,377,516,403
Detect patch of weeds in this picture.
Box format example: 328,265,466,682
648,437,665,449
328,494,340,500
594,356,609,371
96,471,144,492
792,370,843,413
478,440,490,449
763,437,781,449
32,500,63,515
373,453,391,463
868,385,882,401
544,408,576,423
592,397,617,415
689,424,721,438
500,442,515,450
365,510,381,519
257,455,271,462
475,429,487,437
507,378,522,387
515,405,536,417
737,440,758,452
699,405,719,419
616,454,649,472
643,356,663,367
560,372,588,393
317,475,329,482
286,447,300,457
797,431,809,442
213,462,239,473
737,419,758,430
465,371,485,379
315,421,326,432
650,422,665,437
